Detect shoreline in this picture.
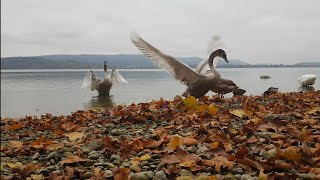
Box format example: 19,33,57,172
1,91,320,179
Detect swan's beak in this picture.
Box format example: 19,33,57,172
224,58,229,63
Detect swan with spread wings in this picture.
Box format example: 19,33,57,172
130,32,229,98
81,61,128,96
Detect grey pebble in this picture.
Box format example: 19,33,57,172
130,172,149,180
156,162,167,170
82,172,95,179
233,174,242,179
153,170,168,180
241,174,252,180
31,152,40,160
46,152,58,159
180,169,193,176
187,146,197,153
63,151,74,158
196,146,209,154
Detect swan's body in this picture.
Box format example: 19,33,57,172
81,61,128,96
196,55,246,97
130,33,228,98
298,74,317,86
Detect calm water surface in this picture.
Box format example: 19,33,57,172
1,68,319,118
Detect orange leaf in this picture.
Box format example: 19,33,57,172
45,143,64,151
167,135,183,150
182,137,198,146
210,142,219,150
202,156,234,172
9,140,24,149
9,122,24,130
114,168,130,180
60,156,88,166
282,146,302,162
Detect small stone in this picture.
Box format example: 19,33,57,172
267,149,276,158
86,139,102,150
240,174,252,180
82,172,95,179
121,162,130,168
196,146,209,154
187,146,197,153
52,170,61,174
153,170,168,180
104,170,114,177
233,174,241,180
142,166,150,170
50,159,55,165
140,161,150,167
47,165,56,171
180,169,193,176
63,151,73,158
81,148,91,154
88,154,100,160
130,172,149,180
46,152,58,160
39,169,50,176
84,160,97,167
31,152,40,160
110,154,122,162
0,152,6,157
88,150,97,156
156,162,167,170
298,173,315,179
150,165,157,169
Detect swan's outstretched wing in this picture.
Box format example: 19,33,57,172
108,69,128,83
130,32,200,86
81,70,101,91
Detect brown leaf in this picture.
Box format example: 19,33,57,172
182,137,198,146
114,168,130,180
167,135,183,150
202,156,234,172
60,156,88,166
9,140,24,149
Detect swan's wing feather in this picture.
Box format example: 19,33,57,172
130,32,200,86
81,70,100,91
109,69,128,83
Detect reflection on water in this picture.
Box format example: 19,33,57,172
298,85,315,92
85,95,115,110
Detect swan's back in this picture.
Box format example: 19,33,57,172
298,74,317,86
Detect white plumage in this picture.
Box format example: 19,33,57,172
297,74,317,86
81,62,128,96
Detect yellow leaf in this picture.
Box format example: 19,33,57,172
30,174,45,180
65,132,84,141
258,170,268,180
167,134,183,150
196,175,218,180
208,104,218,115
230,109,246,118
183,96,198,109
7,162,22,169
179,161,195,167
137,154,151,161
210,142,219,150
130,160,140,166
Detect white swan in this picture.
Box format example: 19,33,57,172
130,32,229,98
81,61,128,96
298,74,317,86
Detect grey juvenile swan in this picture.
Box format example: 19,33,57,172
81,61,128,96
196,54,246,97
130,33,229,98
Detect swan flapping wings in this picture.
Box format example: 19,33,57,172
130,32,200,86
81,70,101,91
108,69,128,83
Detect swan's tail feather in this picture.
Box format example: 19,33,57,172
109,69,128,83
81,70,100,91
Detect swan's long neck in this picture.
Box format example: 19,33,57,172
208,53,221,79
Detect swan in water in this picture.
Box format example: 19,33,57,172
81,61,128,96
298,74,317,86
130,32,229,98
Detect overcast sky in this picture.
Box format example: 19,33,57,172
1,0,320,64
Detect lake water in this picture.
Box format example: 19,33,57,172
1,68,319,118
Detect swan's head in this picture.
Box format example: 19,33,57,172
214,49,229,63
104,61,108,72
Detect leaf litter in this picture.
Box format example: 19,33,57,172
0,92,320,179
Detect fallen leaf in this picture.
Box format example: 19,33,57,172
167,134,183,150
65,132,84,141
9,140,24,149
60,156,88,166
183,137,198,145
230,109,246,118
30,174,45,180
202,156,234,172
210,142,219,150
45,143,64,151
176,176,193,180
208,104,218,115
114,168,130,180
7,162,22,169
183,96,198,109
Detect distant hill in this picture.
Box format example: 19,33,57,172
1,54,249,69
294,62,320,67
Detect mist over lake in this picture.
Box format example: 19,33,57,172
1,68,319,118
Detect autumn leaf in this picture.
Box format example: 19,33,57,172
210,142,219,150
182,137,198,146
7,162,22,169
167,134,183,150
114,168,130,180
45,143,64,151
282,146,302,162
8,122,24,130
202,156,234,172
176,176,193,180
230,109,247,118
183,96,198,109
258,170,268,180
30,174,45,180
60,156,88,166
299,128,311,142
9,140,24,149
65,132,84,141
208,104,218,115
